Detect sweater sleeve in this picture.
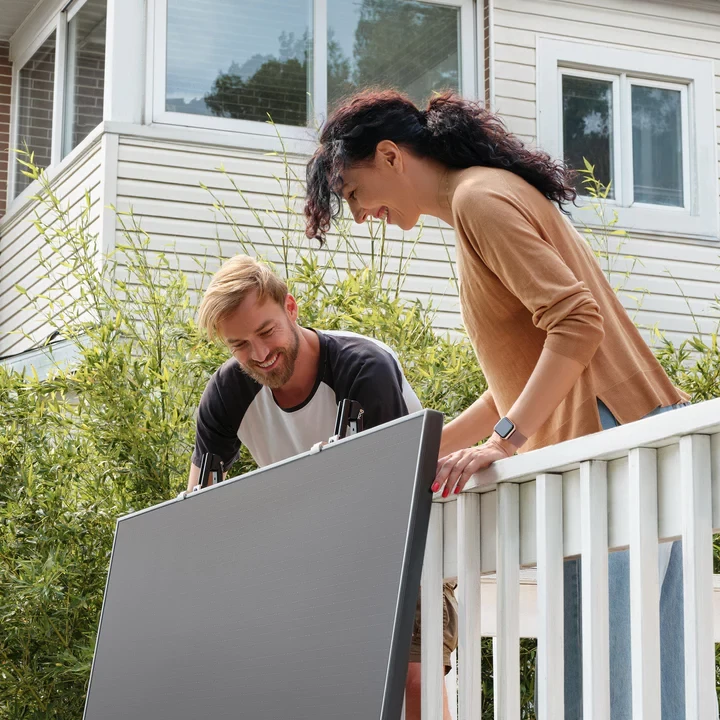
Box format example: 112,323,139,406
453,180,604,367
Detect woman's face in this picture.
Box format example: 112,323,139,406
338,141,422,231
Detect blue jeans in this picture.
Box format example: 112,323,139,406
562,400,692,720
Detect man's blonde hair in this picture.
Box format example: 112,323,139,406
198,255,288,339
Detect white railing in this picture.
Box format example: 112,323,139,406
420,397,720,720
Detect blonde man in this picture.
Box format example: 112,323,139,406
189,255,457,720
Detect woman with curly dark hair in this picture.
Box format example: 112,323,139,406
305,90,692,720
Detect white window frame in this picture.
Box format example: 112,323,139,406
149,0,477,140
537,36,718,240
7,0,104,203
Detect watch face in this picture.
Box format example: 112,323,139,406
495,417,515,439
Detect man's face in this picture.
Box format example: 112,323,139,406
217,290,301,389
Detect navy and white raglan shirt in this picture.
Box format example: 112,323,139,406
192,329,422,469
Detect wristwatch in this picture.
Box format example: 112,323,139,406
493,416,527,449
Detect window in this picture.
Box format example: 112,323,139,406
164,0,312,127
9,0,107,201
63,0,107,157
560,69,688,209
537,38,718,239
15,33,57,196
561,73,615,199
153,0,476,136
327,0,461,111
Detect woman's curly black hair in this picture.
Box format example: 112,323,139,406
304,89,577,243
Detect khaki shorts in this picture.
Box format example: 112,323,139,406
408,581,458,674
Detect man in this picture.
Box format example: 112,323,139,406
188,254,457,719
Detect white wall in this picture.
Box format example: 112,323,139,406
112,134,462,332
491,0,720,345
0,137,103,357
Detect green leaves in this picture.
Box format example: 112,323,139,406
3,145,718,719
0,148,488,718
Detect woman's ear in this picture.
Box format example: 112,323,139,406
375,140,404,174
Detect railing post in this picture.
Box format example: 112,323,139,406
580,460,610,720
422,503,444,719
628,447,661,719
536,473,564,720
457,492,482,720
680,434,715,719
496,483,520,719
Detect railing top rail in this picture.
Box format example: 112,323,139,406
436,397,720,500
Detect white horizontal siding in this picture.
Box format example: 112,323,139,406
115,131,719,346
0,143,103,357
492,0,720,343
114,136,463,332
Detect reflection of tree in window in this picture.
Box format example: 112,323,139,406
562,75,613,198
199,0,459,126
203,32,309,126
328,0,460,110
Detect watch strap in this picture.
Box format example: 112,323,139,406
505,427,527,449
494,417,527,449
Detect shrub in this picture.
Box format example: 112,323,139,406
2,151,718,719
0,156,485,719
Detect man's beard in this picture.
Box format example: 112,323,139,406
238,323,301,389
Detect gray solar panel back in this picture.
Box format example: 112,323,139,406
83,409,442,720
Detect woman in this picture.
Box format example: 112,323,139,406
304,90,692,720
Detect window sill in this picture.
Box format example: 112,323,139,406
568,197,719,243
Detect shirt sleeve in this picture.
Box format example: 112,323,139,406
191,376,242,469
454,180,605,367
346,354,411,430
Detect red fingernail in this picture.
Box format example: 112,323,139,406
431,483,439,493
454,487,460,494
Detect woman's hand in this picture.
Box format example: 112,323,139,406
432,436,515,498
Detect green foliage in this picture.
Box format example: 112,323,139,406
481,637,537,719
0,150,484,718
3,149,718,720
655,332,720,404
574,159,648,316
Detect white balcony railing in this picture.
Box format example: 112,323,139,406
418,397,720,720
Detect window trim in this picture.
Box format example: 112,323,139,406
149,0,477,138
537,36,718,240
7,0,102,204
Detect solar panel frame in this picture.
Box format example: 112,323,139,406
83,409,443,720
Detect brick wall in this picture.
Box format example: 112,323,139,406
14,33,56,197
0,41,11,217
69,44,105,150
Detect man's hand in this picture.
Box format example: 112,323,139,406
432,436,514,498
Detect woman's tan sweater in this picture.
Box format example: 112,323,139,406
449,166,688,453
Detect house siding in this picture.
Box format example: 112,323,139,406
113,135,461,331
0,139,102,357
2,0,719,361
0,41,11,217
492,0,720,344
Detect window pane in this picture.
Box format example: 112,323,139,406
631,85,683,207
15,32,56,196
562,75,614,199
63,0,107,157
166,0,312,127
328,0,460,110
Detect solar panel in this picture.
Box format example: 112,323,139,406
83,409,443,720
